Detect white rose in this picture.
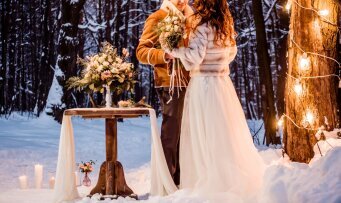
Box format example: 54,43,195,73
166,25,172,32
164,17,171,23
98,65,104,71
98,56,105,63
120,65,127,71
93,55,99,61
84,72,89,78
111,67,118,74
116,57,123,63
86,64,91,71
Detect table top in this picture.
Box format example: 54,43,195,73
64,107,151,119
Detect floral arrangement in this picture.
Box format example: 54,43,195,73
67,42,136,96
79,160,95,173
118,99,134,108
157,10,187,51
117,96,152,108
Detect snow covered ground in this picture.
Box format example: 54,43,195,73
0,113,340,203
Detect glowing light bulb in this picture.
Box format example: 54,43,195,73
299,53,310,71
285,0,292,11
318,9,329,16
305,111,314,125
294,80,303,96
277,115,284,127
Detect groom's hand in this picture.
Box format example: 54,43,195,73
159,32,170,53
165,53,175,60
184,5,194,18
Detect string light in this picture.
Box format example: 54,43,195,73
285,0,341,29
288,73,340,81
291,39,341,68
286,73,341,98
293,79,303,96
277,115,285,127
298,53,310,71
285,0,292,11
304,110,315,125
278,114,316,131
278,1,341,136
318,9,329,17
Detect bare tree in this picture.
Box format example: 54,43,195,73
252,0,281,145
47,0,86,122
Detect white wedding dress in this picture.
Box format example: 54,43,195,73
169,23,265,202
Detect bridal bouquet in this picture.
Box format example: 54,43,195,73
67,42,136,96
157,11,189,103
157,10,187,51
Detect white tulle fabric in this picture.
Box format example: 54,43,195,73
169,23,265,201
179,76,265,201
53,115,80,203
149,110,178,195
53,108,176,203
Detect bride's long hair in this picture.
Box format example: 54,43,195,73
192,0,236,47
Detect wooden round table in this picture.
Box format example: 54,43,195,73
65,108,150,199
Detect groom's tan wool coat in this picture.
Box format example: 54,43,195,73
136,9,190,87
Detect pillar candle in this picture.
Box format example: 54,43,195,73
18,175,28,189
75,171,80,186
49,176,55,189
34,164,43,189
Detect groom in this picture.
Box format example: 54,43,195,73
136,0,192,186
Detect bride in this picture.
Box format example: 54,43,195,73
160,0,265,200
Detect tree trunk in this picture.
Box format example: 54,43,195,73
114,0,122,49
241,48,251,119
7,0,16,114
131,0,142,102
275,0,290,117
97,0,103,51
48,0,86,122
252,0,280,145
284,0,339,163
104,0,112,43
0,0,10,114
123,0,130,48
337,7,341,127
36,0,53,116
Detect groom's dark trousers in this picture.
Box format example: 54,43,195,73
136,8,189,186
156,87,186,186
